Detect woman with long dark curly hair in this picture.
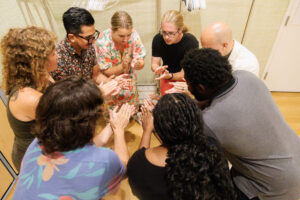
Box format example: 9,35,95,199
1,26,57,171
127,93,236,200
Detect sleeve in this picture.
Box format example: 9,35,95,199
131,30,146,67
152,34,162,57
94,36,113,71
51,46,68,80
103,151,125,196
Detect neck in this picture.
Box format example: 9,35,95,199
72,44,82,55
225,40,234,56
68,39,82,55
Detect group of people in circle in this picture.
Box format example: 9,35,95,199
1,5,299,200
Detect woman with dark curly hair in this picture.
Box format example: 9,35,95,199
13,76,133,199
1,26,57,171
127,93,236,200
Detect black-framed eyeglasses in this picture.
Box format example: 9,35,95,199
159,28,179,38
76,30,100,43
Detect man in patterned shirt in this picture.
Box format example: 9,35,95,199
51,7,108,83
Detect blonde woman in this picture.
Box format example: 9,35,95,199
151,10,198,95
1,26,57,171
94,11,146,117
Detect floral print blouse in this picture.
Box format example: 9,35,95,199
51,38,96,80
13,139,125,200
94,29,146,115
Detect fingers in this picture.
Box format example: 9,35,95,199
148,94,160,101
154,65,168,75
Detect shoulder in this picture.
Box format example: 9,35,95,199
152,33,163,43
233,40,258,61
91,146,123,165
128,148,146,166
95,29,111,45
182,33,199,45
10,87,42,107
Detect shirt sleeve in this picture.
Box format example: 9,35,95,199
102,150,125,196
94,36,113,71
152,34,162,57
131,30,146,67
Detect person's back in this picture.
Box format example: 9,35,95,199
0,26,57,171
127,94,237,200
229,40,259,76
203,70,300,199
12,77,131,200
13,139,123,200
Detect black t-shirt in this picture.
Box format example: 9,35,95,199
152,33,199,73
127,147,169,200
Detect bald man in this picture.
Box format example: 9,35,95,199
201,22,259,76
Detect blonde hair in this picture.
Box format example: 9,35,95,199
1,26,56,95
161,10,188,33
111,11,133,31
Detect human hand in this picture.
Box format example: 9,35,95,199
133,59,145,70
165,81,188,94
122,54,131,74
148,94,160,101
155,69,172,81
141,105,154,133
109,103,135,132
154,65,168,75
114,74,133,90
143,99,156,112
98,80,121,98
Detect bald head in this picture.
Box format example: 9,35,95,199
200,22,233,56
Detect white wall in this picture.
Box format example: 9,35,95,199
0,0,291,84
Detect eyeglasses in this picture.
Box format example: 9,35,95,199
76,30,100,43
159,28,179,38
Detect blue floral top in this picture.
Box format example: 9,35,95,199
13,139,124,200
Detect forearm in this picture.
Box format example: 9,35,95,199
138,129,152,149
93,124,113,147
103,63,124,77
170,69,184,81
114,129,129,168
94,73,110,84
151,63,160,72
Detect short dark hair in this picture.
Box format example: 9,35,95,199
182,48,233,89
34,76,103,154
153,93,236,200
63,7,95,34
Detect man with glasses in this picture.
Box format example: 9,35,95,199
151,10,198,95
51,7,108,83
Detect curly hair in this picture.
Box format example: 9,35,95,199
153,93,236,200
34,76,103,154
63,7,95,34
181,48,233,89
1,26,56,95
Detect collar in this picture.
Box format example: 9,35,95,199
210,76,237,100
228,40,240,63
63,37,87,56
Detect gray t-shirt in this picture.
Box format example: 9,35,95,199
203,70,300,200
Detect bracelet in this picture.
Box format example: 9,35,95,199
167,73,173,80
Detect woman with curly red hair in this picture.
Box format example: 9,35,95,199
1,26,57,171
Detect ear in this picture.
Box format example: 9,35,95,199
222,42,228,49
179,27,184,33
67,33,76,43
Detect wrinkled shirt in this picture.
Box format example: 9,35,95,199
51,38,96,80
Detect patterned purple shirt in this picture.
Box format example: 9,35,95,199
51,38,96,80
